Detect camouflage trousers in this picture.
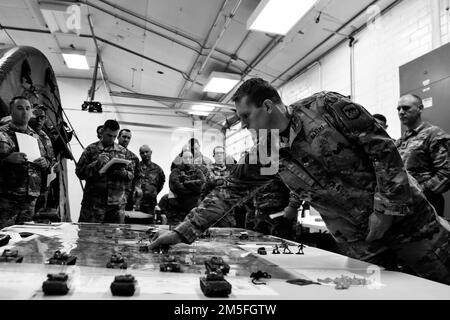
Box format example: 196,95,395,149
79,203,123,224
140,192,158,214
362,219,450,285
0,194,37,229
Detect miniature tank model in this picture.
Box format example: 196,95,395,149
204,256,230,275
200,270,232,297
137,239,149,252
152,244,170,254
110,274,136,296
238,232,249,240
47,250,77,265
257,247,267,255
42,273,69,295
106,253,128,269
0,249,23,263
159,255,181,272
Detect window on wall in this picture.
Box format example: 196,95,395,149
225,122,254,161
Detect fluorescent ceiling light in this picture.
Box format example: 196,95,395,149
62,51,89,70
191,105,215,112
247,0,317,35
188,111,210,117
203,72,240,94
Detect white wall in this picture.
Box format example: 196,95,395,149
280,0,450,139
58,77,222,222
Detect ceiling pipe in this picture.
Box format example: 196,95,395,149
205,34,283,125
76,0,243,67
109,91,235,110
89,0,249,67
277,0,403,88
271,0,380,86
0,25,195,83
197,0,242,76
101,102,235,114
64,108,190,117
117,121,196,131
177,0,229,102
87,13,112,93
93,0,203,45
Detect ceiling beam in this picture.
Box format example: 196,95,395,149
176,0,229,101
64,107,189,117
101,102,234,114
272,0,393,87
109,91,235,110
117,121,195,131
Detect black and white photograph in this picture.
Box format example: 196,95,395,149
0,0,448,315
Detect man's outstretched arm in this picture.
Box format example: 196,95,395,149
149,156,276,248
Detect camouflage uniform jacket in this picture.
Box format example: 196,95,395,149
0,123,51,197
140,161,165,198
124,149,142,194
36,129,56,170
176,92,439,260
205,163,233,193
76,141,134,206
396,122,450,194
169,163,206,196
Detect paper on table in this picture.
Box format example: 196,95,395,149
15,132,41,161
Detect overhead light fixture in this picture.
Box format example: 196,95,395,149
188,110,210,117
247,0,317,35
61,50,89,70
191,105,215,112
203,72,240,94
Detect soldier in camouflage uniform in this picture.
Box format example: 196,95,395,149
151,78,450,285
0,97,51,228
161,150,205,224
76,120,134,223
138,145,165,214
117,129,142,214
204,146,233,193
396,94,450,217
28,105,57,213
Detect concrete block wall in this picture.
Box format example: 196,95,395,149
280,0,450,139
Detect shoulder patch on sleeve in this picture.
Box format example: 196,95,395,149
329,99,375,134
342,104,361,120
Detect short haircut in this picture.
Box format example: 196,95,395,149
103,119,120,131
119,128,131,137
373,114,386,123
231,78,282,108
96,125,104,134
409,94,423,106
213,145,225,156
9,96,29,109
